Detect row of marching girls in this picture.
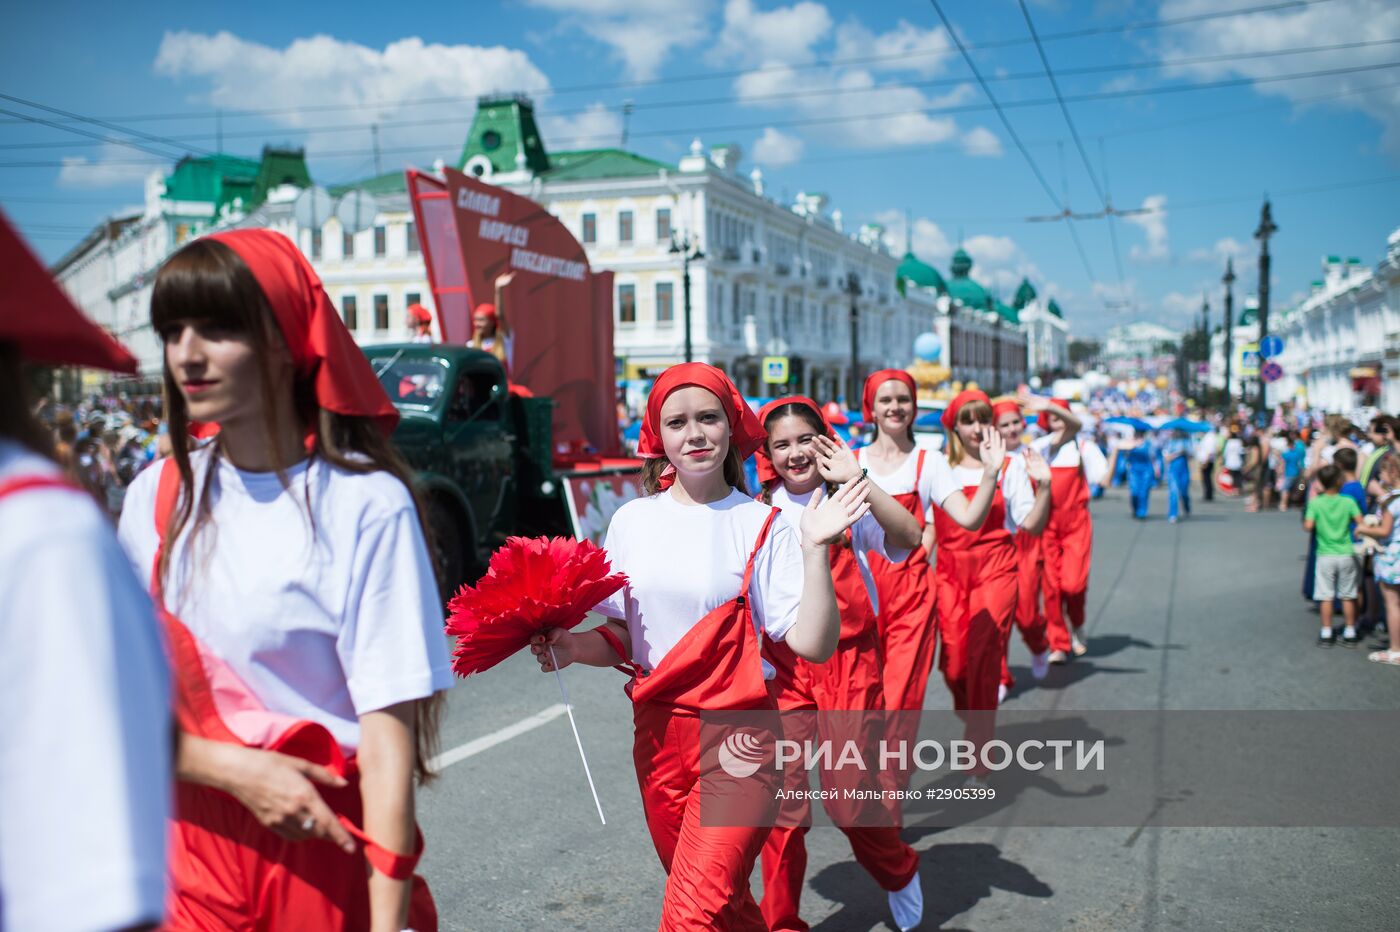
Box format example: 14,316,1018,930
3,220,455,928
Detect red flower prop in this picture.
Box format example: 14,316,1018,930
446,536,627,678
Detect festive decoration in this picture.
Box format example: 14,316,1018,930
913,331,942,362
447,536,627,678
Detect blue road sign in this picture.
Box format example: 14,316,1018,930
1259,334,1285,360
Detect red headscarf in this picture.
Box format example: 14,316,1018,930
1038,397,1072,432
473,303,498,327
637,363,765,490
206,229,399,436
754,395,835,489
408,303,433,325
862,368,917,423
941,388,992,430
0,209,137,373
990,396,1021,422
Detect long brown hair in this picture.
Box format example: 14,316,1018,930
151,238,442,781
945,399,993,465
0,343,57,459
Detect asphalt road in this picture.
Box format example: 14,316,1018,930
416,480,1400,931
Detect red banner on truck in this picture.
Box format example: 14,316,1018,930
407,167,618,456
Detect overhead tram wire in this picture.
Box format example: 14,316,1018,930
926,0,1103,301
0,107,187,163
5,58,1399,171
0,92,213,160
0,0,1343,129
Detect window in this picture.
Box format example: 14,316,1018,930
374,225,387,257
619,210,633,244
374,294,389,330
618,284,636,324
582,212,597,244
656,282,674,324
342,231,354,260
406,221,419,254
656,208,671,242
406,292,421,309
341,294,358,330
311,229,322,260
448,371,501,422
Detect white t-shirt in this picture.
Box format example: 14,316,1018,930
928,452,1037,533
1195,431,1218,464
1032,435,1110,487
1223,437,1245,470
594,489,804,675
0,439,169,932
856,446,937,509
769,484,910,614
118,448,453,752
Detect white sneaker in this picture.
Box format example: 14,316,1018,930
888,871,923,931
1070,631,1088,657
1031,650,1050,680
997,682,1008,705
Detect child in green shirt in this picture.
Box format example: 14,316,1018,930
1304,464,1363,646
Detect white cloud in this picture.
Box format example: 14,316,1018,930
539,103,623,148
1161,290,1203,319
960,126,1002,157
830,18,954,77
752,127,804,166
964,234,1019,267
155,31,551,169
57,143,157,189
713,0,832,66
1186,236,1252,264
523,0,712,80
875,210,952,262
1157,0,1400,154
1125,194,1169,262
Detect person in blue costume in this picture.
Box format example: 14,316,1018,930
1162,429,1194,523
1108,430,1160,519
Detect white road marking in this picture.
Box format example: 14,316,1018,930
428,703,569,772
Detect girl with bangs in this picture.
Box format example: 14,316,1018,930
854,371,1004,722
117,230,451,930
928,391,1051,751
531,364,871,930
752,396,925,932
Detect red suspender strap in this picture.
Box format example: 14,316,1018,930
151,459,181,595
336,818,424,880
0,475,79,500
738,506,781,605
593,622,644,678
914,448,926,486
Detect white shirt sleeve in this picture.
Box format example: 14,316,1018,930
593,505,630,620
927,452,961,508
0,502,170,932
851,510,909,563
1003,454,1037,529
338,495,454,715
748,513,804,643
916,451,939,513
1080,440,1110,486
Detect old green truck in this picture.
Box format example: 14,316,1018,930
365,343,640,594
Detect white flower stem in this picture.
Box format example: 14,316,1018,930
549,644,607,825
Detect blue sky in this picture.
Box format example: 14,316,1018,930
3,0,1398,337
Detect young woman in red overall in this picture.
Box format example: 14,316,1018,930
117,230,451,930
1029,399,1108,664
752,397,924,932
991,397,1052,701
928,391,1051,763
531,364,871,931
852,370,940,720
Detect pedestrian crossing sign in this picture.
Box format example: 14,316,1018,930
762,356,790,385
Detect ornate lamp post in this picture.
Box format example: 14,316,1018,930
1223,258,1236,413
669,231,704,364
847,271,862,409
1254,199,1278,413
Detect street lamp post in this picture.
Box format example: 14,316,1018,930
1199,293,1210,404
669,232,704,364
847,271,861,410
1254,199,1278,414
1223,258,1236,414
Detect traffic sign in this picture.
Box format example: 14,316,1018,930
762,356,790,385
1238,342,1261,378
1261,361,1284,384
1259,334,1285,360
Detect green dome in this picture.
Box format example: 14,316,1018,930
950,247,973,279
946,248,991,311
1239,304,1258,326
1013,277,1037,310
896,251,947,295
1047,298,1064,319
995,300,1019,325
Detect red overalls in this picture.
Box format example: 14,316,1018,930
857,449,937,715
932,463,1018,716
757,530,919,932
1041,442,1094,654
149,461,436,931
597,508,783,931
1002,452,1050,690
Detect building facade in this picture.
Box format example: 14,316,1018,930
1102,320,1183,382
1272,239,1400,413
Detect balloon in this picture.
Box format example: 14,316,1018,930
913,331,942,362
1029,376,1043,390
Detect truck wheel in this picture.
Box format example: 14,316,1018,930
428,499,473,599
